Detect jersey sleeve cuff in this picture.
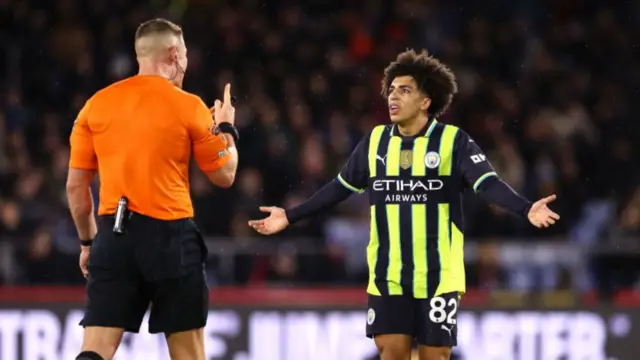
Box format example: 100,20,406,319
68,161,98,171
472,171,497,192
337,174,364,194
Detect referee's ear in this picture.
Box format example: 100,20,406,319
168,45,179,64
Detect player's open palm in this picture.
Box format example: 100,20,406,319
248,206,289,235
528,194,561,228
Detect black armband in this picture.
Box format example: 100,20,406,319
217,122,239,142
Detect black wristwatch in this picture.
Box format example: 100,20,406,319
217,122,240,142
80,239,93,247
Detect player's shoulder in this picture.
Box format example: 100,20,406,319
435,121,461,134
443,125,475,151
365,124,393,138
436,122,468,140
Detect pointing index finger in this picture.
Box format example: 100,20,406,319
223,83,232,104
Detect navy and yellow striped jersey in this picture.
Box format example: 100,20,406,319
336,120,497,298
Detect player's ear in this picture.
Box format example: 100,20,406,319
420,97,431,112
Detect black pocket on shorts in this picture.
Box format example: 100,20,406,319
135,220,183,281
135,218,206,281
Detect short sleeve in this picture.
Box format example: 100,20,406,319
336,133,370,193
456,131,497,192
188,98,230,172
69,98,98,170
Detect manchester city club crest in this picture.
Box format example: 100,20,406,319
367,308,376,325
399,150,413,170
424,151,441,169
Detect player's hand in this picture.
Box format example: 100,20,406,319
527,194,561,228
248,206,290,235
209,83,235,125
79,246,91,279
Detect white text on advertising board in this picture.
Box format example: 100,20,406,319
0,309,629,360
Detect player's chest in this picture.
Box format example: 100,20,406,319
367,137,456,203
368,137,455,178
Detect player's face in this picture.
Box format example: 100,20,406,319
387,76,430,123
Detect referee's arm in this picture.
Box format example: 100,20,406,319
285,133,370,224
189,97,238,188
456,131,532,219
67,98,98,242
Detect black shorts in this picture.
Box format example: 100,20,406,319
366,292,460,347
80,214,209,334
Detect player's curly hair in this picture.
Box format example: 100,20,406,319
381,49,458,118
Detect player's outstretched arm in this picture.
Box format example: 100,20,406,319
475,177,560,228
248,179,353,235
249,131,371,235
456,130,560,228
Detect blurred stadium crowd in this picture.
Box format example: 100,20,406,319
0,0,638,293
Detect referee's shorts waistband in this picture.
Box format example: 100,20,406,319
99,212,193,223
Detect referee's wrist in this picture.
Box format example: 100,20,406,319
218,122,239,143
222,133,236,147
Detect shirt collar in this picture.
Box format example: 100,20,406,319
391,118,438,138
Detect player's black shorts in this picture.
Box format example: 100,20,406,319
80,213,209,334
366,292,460,347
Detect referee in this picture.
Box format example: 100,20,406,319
66,19,239,360
249,49,559,360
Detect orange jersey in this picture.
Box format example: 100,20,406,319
69,75,230,220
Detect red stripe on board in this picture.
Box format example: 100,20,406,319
615,290,640,307
4,287,640,307
0,286,490,306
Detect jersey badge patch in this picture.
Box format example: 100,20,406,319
400,150,413,170
425,151,441,169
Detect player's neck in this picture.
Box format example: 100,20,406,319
397,115,429,137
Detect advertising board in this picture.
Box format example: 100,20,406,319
0,288,637,360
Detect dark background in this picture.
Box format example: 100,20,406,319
0,0,639,296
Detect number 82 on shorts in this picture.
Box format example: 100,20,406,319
365,291,460,347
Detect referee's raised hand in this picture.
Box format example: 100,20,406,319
209,83,235,125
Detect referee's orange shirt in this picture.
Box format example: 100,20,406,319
69,75,230,220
